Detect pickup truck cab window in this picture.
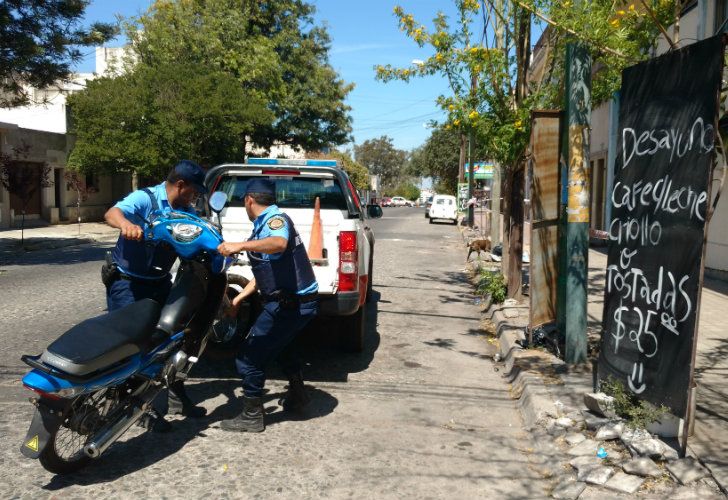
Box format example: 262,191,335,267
215,176,348,211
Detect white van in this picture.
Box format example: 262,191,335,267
429,194,458,224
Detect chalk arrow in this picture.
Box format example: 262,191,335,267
627,361,646,394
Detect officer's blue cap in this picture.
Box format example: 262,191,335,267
245,178,276,197
173,160,208,194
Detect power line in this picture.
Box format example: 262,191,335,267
353,98,435,121
354,110,442,127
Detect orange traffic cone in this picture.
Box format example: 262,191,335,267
308,196,323,260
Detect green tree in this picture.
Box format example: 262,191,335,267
310,150,370,191
409,124,488,193
354,136,407,189
330,151,371,191
0,0,116,107
125,0,353,152
67,62,271,178
376,1,533,298
528,0,676,106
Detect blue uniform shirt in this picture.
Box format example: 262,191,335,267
112,182,194,278
114,182,195,225
250,205,318,295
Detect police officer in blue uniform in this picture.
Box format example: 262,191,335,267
217,178,318,433
103,160,208,431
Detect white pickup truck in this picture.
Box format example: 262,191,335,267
204,158,382,351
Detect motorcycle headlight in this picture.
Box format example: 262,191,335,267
171,223,202,243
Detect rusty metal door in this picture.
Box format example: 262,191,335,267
529,111,561,331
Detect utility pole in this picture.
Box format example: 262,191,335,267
467,72,477,228
558,43,591,365
490,0,505,242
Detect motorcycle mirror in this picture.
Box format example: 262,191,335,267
209,191,228,213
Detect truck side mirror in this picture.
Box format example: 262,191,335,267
367,204,383,219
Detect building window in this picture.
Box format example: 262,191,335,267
85,173,97,190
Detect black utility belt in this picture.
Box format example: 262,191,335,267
261,293,318,304
119,272,170,283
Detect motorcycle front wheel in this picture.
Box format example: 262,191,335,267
205,275,261,359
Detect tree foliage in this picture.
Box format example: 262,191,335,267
125,0,354,152
528,0,676,105
409,124,489,193
376,1,533,176
354,136,407,189
310,150,370,191
0,0,116,107
329,151,371,191
68,62,271,178
391,182,421,201
69,1,353,176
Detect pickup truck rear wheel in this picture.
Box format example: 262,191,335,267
340,306,366,353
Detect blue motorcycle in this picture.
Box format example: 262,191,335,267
19,192,232,474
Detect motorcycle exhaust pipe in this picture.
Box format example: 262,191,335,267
83,404,147,459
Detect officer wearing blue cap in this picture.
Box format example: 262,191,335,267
103,159,208,431
217,177,318,433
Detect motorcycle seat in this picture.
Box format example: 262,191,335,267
40,299,162,377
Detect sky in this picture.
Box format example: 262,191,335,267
74,1,468,153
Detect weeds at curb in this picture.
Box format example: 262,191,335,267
601,376,669,429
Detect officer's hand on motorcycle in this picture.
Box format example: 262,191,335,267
120,222,144,241
217,241,243,256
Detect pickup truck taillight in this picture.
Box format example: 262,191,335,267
338,231,358,292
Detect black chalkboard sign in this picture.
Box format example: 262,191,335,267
598,36,724,417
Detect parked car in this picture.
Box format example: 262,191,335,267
429,194,458,224
205,158,382,352
381,197,393,207
424,195,434,218
390,196,407,206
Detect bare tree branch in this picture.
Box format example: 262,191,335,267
638,0,676,50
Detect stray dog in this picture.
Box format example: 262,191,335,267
467,237,491,261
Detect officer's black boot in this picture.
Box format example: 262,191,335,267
279,372,310,412
168,380,207,418
220,396,265,433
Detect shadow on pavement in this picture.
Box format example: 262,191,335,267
193,289,381,384
36,288,382,487
40,378,338,489
0,241,110,267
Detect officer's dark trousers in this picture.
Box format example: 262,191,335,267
107,277,172,311
236,300,318,398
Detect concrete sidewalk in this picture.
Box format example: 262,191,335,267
484,246,728,495
0,222,118,256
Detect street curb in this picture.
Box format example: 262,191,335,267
0,235,117,256
459,223,563,427
24,237,95,251
489,305,561,428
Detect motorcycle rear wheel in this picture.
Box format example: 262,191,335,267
39,390,112,474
